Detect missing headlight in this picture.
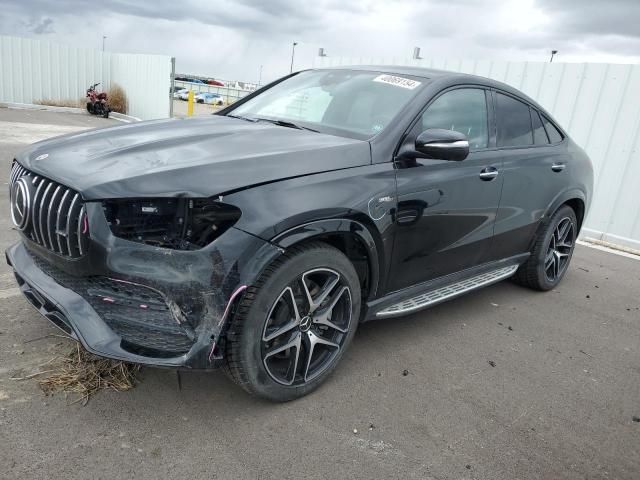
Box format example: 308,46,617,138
102,198,241,250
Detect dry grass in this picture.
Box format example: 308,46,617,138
107,83,127,114
34,98,84,108
13,343,141,405
35,83,128,114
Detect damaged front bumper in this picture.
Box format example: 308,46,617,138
5,221,280,369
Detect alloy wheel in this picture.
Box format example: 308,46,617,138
261,268,352,386
544,217,574,283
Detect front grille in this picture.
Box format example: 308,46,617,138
28,251,195,356
10,162,89,258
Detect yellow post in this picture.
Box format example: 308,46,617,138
187,90,194,116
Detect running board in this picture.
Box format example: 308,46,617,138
376,265,519,318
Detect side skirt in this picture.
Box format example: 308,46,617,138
364,254,528,320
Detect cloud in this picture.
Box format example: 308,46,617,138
0,0,638,81
28,17,55,35
537,0,640,39
0,0,346,35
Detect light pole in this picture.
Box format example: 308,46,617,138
549,50,558,62
102,35,107,52
290,42,298,74
258,64,263,86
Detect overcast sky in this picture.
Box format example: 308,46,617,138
1,0,638,83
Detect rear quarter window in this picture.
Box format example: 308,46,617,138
531,109,549,145
542,115,564,143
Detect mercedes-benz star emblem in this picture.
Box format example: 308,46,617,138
10,177,32,231
300,315,312,332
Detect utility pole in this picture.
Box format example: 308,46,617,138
550,50,558,62
290,42,298,74
170,57,176,118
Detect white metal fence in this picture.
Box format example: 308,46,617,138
174,80,252,104
315,57,640,250
0,35,172,120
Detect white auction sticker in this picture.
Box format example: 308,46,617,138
373,74,421,90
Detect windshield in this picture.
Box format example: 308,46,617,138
228,70,425,139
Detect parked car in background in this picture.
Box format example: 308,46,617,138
196,92,224,105
207,79,225,87
179,77,205,84
172,88,187,99
6,66,593,401
177,90,192,101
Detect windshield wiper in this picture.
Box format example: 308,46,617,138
226,114,258,122
252,117,319,133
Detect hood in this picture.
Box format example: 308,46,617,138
16,116,371,200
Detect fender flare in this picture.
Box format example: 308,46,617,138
271,218,383,298
544,188,587,223
530,188,587,249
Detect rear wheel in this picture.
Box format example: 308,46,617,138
224,242,360,401
514,205,577,291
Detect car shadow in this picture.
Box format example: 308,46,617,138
117,279,528,410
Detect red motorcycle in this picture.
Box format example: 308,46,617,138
86,83,110,118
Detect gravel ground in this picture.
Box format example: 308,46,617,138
0,107,639,480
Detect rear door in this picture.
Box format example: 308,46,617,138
487,91,571,261
387,87,504,293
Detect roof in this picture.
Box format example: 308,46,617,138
322,64,461,80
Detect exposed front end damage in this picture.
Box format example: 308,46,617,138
5,109,371,373
6,197,281,369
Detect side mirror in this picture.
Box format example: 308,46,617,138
415,128,469,161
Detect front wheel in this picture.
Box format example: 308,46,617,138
513,205,578,291
224,242,361,401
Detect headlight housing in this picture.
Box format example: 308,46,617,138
102,198,241,250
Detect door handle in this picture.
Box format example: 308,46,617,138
551,163,566,172
479,167,499,181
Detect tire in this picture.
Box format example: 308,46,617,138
224,242,361,401
86,102,93,114
513,205,578,291
103,110,110,118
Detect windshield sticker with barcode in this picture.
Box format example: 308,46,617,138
373,74,421,90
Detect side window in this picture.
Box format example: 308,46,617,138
541,115,564,143
496,93,533,147
421,88,488,150
531,109,549,145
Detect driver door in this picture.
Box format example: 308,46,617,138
387,87,503,293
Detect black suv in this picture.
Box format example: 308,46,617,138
6,67,593,401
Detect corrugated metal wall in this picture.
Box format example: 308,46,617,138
316,57,640,250
0,35,171,120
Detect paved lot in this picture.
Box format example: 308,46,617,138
0,108,639,480
172,99,223,117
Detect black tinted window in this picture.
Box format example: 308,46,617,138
421,88,488,149
532,109,549,145
496,93,533,147
542,115,564,143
